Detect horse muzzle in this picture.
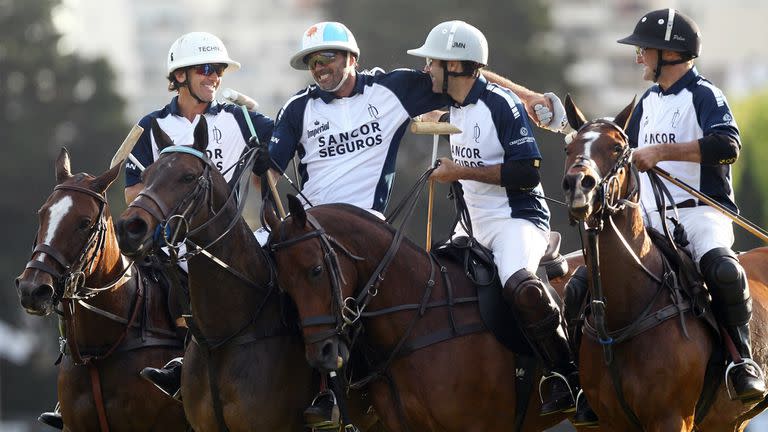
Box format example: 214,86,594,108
306,336,350,372
116,214,154,258
16,272,55,316
563,169,598,221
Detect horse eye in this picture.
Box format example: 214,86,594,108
311,265,324,277
182,173,197,183
613,144,623,154
79,218,92,230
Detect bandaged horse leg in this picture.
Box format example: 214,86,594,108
701,247,767,402
503,269,577,415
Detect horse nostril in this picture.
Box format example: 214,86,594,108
562,177,571,191
123,218,147,237
581,175,596,190
32,284,54,301
321,340,334,359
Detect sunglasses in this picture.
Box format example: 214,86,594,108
304,52,338,69
193,63,227,76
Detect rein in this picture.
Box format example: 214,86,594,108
569,119,699,430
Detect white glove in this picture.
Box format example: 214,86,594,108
542,92,568,133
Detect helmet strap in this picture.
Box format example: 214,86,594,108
317,52,353,94
442,61,476,94
653,50,692,82
179,69,212,105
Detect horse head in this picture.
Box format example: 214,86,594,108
116,116,226,258
562,95,636,225
16,148,121,315
266,196,354,372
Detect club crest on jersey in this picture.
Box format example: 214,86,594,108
671,110,680,129
307,120,330,139
473,123,480,143
723,113,732,123
368,104,379,119
212,125,223,144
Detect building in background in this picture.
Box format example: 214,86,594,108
54,0,325,121
545,0,768,114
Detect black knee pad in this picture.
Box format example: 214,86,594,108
700,247,751,326
503,269,561,332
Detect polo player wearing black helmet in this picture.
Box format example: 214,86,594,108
618,9,766,403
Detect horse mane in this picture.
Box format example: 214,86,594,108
309,203,425,252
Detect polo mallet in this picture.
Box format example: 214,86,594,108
410,121,462,251
228,91,286,219
221,88,259,110
110,124,144,169
651,166,768,243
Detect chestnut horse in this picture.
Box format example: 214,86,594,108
264,194,592,432
114,117,381,432
15,148,187,431
561,95,768,432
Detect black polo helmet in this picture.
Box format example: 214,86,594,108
618,8,701,59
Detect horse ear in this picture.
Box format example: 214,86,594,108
151,118,174,150
287,194,306,228
55,147,73,184
92,163,122,195
263,198,281,231
193,116,209,152
614,96,637,131
564,94,586,131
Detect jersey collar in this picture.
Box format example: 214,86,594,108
660,67,699,96
317,71,365,104
454,75,487,107
168,96,220,116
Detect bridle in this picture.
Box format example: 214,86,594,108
567,118,640,231
270,213,365,346
24,184,130,304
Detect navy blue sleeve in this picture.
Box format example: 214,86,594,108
692,80,740,145
373,69,450,117
486,87,541,162
124,114,155,187
269,90,309,171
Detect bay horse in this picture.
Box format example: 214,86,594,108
15,148,187,431
264,194,591,432
561,95,768,431
114,117,381,432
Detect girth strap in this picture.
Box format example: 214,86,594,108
88,362,110,432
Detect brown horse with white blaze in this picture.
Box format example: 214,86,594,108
15,148,187,431
561,95,768,432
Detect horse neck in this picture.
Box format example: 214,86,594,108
87,212,125,287
72,213,139,347
333,213,433,345
187,207,278,339
586,205,664,328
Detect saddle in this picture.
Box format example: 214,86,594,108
433,231,568,354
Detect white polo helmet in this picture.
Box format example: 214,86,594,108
167,32,241,75
407,20,488,65
290,22,360,70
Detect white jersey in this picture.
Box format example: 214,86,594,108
126,97,273,188
626,67,740,213
270,69,448,212
449,76,549,231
